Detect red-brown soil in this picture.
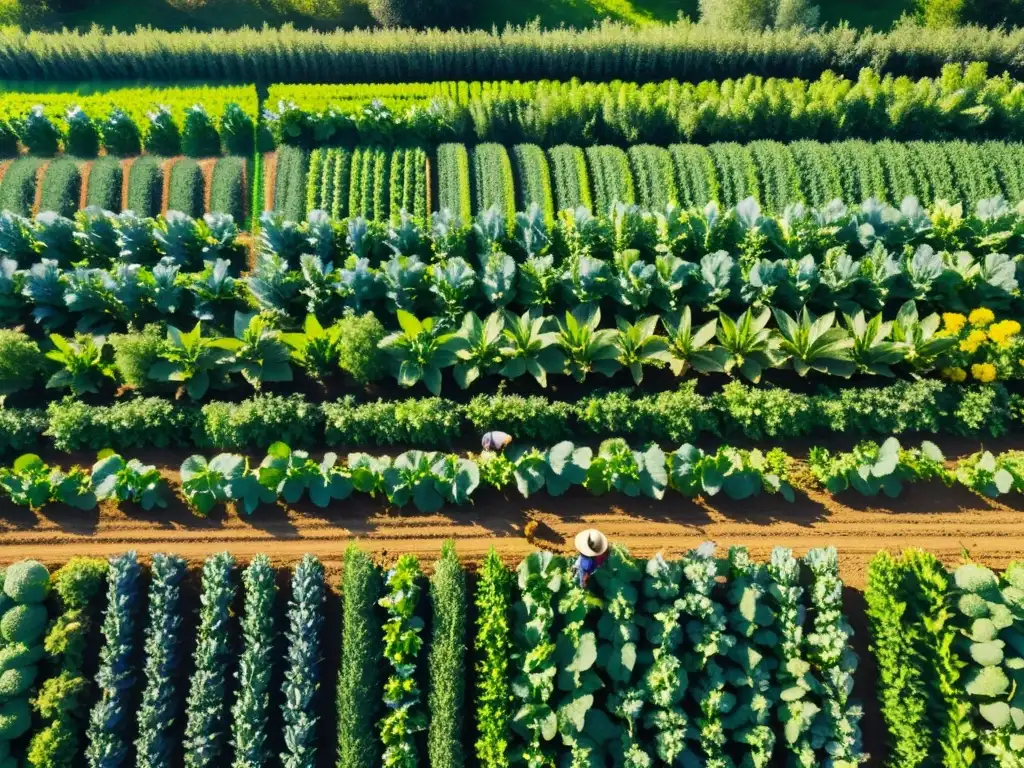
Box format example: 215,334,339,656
30,160,50,216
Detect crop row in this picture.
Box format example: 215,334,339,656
273,140,1024,222
265,65,1024,148
300,145,429,223
2,377,1015,459
0,155,250,221
866,551,1024,766
0,85,257,158
1,436,1022,516
3,296,1019,411
0,22,1020,83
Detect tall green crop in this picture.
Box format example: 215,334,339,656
547,144,591,212
85,552,142,768
427,542,467,768
336,544,384,768
280,554,325,768
230,554,277,768
473,550,513,768
135,553,188,768
183,552,237,768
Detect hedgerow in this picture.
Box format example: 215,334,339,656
279,554,325,768
336,544,384,768
436,143,471,222
471,143,515,223
547,144,591,212
37,158,80,218
230,554,277,767
511,144,553,224
84,552,142,768
168,158,204,218
0,157,44,215
135,553,188,768
427,541,467,768
84,157,122,211
25,557,108,768
585,145,634,213
210,156,247,226
183,552,237,768
125,156,163,217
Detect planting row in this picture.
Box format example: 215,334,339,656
2,378,1014,457
273,140,1024,223
0,155,250,221
2,297,1020,409
2,437,1023,515
0,22,1020,83
1,543,870,768
0,85,258,158
867,550,1024,767
266,65,1024,148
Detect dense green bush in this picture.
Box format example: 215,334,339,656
585,145,634,212
437,143,471,222
37,158,81,218
336,311,388,385
64,107,100,158
336,544,384,768
46,397,199,452
0,157,44,216
1,603,48,644
196,394,323,451
323,396,463,447
472,143,516,225
110,325,169,391
84,157,123,211
125,156,163,217
366,0,469,28
102,109,142,157
512,144,554,224
427,541,466,768
167,159,204,219
210,156,246,225
628,145,677,209
0,330,46,396
4,561,49,603
0,408,45,455
273,145,309,222
547,144,591,212
466,392,574,443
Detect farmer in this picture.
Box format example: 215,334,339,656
574,528,609,587
481,430,513,452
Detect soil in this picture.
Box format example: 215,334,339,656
30,160,50,216
198,157,217,213
78,159,92,210
262,150,278,213
119,156,137,210
159,156,182,215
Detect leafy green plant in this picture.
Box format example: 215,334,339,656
669,443,795,500
585,438,667,499
90,450,167,510
45,334,115,395
498,310,563,387
662,307,728,376
379,310,460,395
474,549,513,768
149,323,232,401
213,311,294,389
773,308,854,377
555,305,618,383
716,308,778,383
808,438,950,497
956,450,1024,498
427,542,466,768
0,453,95,510
179,453,255,516
451,311,504,389
612,315,669,384
281,314,344,382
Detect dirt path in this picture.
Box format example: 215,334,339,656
2,484,1021,587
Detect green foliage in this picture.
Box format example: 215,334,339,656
183,552,237,768
168,159,204,219
84,158,122,212
0,330,46,396
428,542,467,768
0,158,45,216
0,453,95,511
323,396,462,447
135,553,187,768
46,396,197,453
474,549,513,768
808,437,952,497
38,158,81,219
337,544,384,768
125,156,163,218
335,311,388,385
438,144,472,224
231,554,278,768
85,552,142,768
91,451,168,511
198,393,323,451
274,145,310,223
280,554,325,768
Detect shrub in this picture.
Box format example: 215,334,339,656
0,697,30,740
126,156,163,217
64,106,100,158
0,158,45,216
84,157,123,211
4,561,50,603
220,103,255,156
16,107,61,157
0,331,46,396
0,409,45,456
37,158,82,218
714,381,815,439
102,108,142,157
473,550,512,767
336,544,384,768
366,0,469,28
323,397,463,447
111,325,168,391
210,156,246,224
167,159,204,218
46,396,199,452
466,392,573,443
182,105,220,158
196,393,323,451
1,604,48,644
143,106,181,157
336,311,388,385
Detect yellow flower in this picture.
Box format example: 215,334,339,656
942,312,967,334
971,363,997,383
942,367,967,382
969,308,995,327
959,329,988,354
988,319,1021,348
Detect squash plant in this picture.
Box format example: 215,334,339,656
0,453,95,510
91,450,167,510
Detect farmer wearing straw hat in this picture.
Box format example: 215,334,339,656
574,528,609,587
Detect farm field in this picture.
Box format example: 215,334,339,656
0,19,1023,768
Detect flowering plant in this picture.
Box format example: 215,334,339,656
939,307,1023,382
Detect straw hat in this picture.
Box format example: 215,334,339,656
575,529,608,557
